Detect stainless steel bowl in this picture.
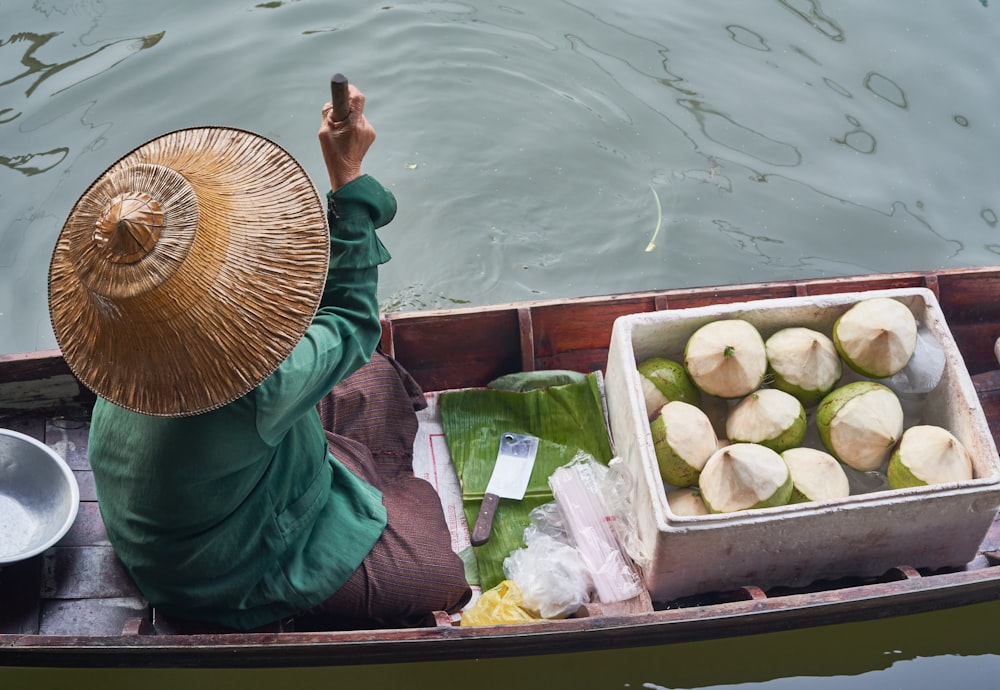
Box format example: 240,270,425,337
0,428,80,564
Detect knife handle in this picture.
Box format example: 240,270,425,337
470,493,501,547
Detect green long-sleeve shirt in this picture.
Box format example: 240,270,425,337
88,175,396,630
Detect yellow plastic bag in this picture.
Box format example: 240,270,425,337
460,580,540,626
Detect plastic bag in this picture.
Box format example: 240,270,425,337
601,457,653,573
459,580,540,627
549,453,643,603
523,501,570,542
884,323,947,424
484,454,646,620
504,528,591,619
885,324,946,397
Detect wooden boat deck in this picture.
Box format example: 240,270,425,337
5,267,1000,667
4,394,1000,658
0,407,150,638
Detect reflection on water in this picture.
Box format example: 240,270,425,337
1,28,163,101
1,10,164,177
864,71,907,109
779,0,845,41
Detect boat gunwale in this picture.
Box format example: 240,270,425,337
3,562,1000,668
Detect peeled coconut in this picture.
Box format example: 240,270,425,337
637,357,701,419
782,447,851,503
765,327,843,406
887,425,974,489
684,319,768,399
698,443,793,513
816,381,904,472
833,297,918,378
666,487,710,516
650,401,719,487
725,388,807,453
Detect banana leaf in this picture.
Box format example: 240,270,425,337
440,373,614,590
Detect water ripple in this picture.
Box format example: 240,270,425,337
1,30,164,99
864,71,908,109
0,0,998,355
678,98,802,167
0,146,68,176
777,0,846,41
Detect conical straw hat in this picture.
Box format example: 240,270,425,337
48,127,330,417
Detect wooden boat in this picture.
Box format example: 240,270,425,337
3,266,1000,669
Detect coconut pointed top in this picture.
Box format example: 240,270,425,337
888,425,973,489
834,298,918,378
699,443,792,513
765,326,842,406
684,319,767,399
782,447,850,503
816,381,904,472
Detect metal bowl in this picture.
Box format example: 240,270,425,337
0,428,80,564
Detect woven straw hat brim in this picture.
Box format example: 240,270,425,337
48,127,330,417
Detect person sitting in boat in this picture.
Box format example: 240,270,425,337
46,83,472,631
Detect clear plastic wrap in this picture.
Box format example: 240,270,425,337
600,456,652,573
503,528,591,619
549,453,643,604
500,454,645,618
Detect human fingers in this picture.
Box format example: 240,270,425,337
346,84,366,118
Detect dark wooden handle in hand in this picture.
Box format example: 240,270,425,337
330,73,350,122
470,492,501,546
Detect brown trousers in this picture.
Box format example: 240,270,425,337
296,351,472,630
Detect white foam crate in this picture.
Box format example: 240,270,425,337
605,287,1000,601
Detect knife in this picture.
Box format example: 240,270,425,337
470,432,539,547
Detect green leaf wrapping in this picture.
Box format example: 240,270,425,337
440,374,614,590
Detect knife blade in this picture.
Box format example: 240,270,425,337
470,432,539,546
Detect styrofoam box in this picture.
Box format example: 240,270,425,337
605,287,1000,602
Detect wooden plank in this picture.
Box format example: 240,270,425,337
7,565,1000,668
0,376,85,413
39,597,149,637
58,501,108,547
0,556,42,634
45,417,90,471
948,322,1000,376
0,350,70,383
517,307,535,372
798,273,928,297
936,267,1000,323
75,469,97,502
41,546,141,600
0,414,45,440
529,298,649,372
387,309,522,390
659,283,799,309
975,369,1000,394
